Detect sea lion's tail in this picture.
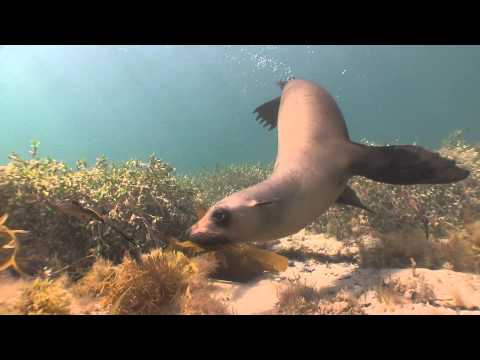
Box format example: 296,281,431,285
336,185,374,212
349,142,470,185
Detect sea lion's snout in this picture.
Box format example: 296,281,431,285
187,224,230,246
186,205,238,246
185,224,205,243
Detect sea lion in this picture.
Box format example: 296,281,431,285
187,78,469,245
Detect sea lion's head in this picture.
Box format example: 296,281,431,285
186,192,276,246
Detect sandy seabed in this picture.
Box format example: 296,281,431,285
209,231,480,315
2,230,480,315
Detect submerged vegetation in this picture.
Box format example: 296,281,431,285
0,152,200,277
192,163,272,206
3,249,227,315
15,277,72,315
0,130,479,314
275,278,322,315
310,131,480,240
0,213,28,275
73,249,228,315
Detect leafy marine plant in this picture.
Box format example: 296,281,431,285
102,250,195,314
70,257,116,299
29,140,40,159
0,213,28,275
308,133,480,241
0,152,200,277
14,277,72,315
79,248,229,315
275,278,322,315
436,221,480,273
3,248,228,315
0,130,478,286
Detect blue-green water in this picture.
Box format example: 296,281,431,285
1,45,479,174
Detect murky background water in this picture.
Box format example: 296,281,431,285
1,45,479,173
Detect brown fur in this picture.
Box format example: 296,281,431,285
188,79,469,246
188,79,353,245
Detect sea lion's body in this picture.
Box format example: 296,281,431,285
272,80,353,233
228,81,347,239
187,79,469,246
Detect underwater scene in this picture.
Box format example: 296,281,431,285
0,45,479,315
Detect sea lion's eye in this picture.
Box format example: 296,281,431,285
212,208,230,226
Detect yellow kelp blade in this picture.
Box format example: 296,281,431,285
227,244,289,273
167,237,288,282
167,238,207,257
209,244,289,282
210,248,266,283
220,244,288,273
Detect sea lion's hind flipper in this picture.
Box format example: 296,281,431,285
253,96,280,131
336,185,373,213
350,143,470,185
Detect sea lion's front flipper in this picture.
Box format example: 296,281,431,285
252,78,296,131
336,185,373,213
253,96,281,131
350,143,470,185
